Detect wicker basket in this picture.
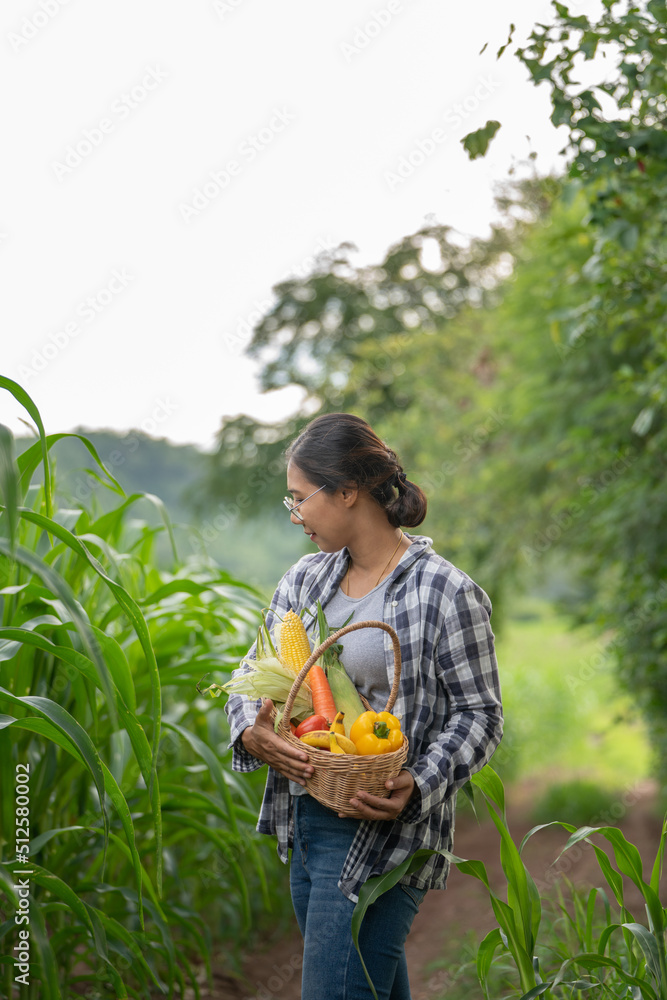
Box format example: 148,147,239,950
277,620,408,816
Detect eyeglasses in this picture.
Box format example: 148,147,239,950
282,484,326,521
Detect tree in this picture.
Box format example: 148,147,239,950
493,0,667,764
203,0,667,769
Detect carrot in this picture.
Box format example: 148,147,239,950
309,663,337,726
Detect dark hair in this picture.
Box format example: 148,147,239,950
286,413,427,528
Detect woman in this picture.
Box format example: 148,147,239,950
225,413,503,1000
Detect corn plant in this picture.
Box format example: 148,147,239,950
352,765,667,999
0,376,287,999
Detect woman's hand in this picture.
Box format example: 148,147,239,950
339,769,416,821
241,699,315,785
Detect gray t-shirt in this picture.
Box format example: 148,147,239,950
323,578,392,709
288,576,392,797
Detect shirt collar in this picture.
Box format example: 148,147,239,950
306,532,433,609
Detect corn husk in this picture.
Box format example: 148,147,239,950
325,659,365,737
221,655,313,718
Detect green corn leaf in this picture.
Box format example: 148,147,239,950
585,826,662,935
0,425,19,553
459,779,478,820
21,892,61,1000
90,626,136,713
15,431,125,503
0,714,144,929
87,905,165,994
650,817,667,897
475,769,540,957
159,812,251,932
518,985,551,999
0,627,98,681
0,376,52,518
489,804,539,953
488,895,536,991
622,922,663,983
472,765,506,818
12,862,120,986
162,721,239,834
0,537,116,724
476,926,503,998
352,848,442,1000
115,700,162,898
0,694,108,861
572,952,658,997
520,819,577,854
5,507,161,855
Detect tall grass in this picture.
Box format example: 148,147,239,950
0,376,287,998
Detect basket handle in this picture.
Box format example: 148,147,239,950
278,619,402,736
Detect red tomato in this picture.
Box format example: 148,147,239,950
294,715,329,738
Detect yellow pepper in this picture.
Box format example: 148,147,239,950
355,732,391,755
387,729,404,752
350,710,402,755
376,712,401,731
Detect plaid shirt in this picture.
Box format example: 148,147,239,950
225,533,503,903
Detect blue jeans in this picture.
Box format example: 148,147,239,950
290,794,427,1000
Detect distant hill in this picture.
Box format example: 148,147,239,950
13,428,307,595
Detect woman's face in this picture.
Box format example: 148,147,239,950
286,461,352,552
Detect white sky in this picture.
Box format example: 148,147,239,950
1,0,603,450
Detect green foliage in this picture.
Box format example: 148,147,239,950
355,766,667,999
460,120,501,160
497,0,667,770
492,602,650,788
0,379,290,998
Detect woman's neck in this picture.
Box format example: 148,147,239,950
343,524,409,597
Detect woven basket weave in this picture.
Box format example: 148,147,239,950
277,620,408,816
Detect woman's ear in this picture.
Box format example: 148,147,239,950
339,485,358,507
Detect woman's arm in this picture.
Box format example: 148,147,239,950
400,581,503,824
224,566,315,783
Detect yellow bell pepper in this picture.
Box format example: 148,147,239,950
355,732,391,755
350,710,402,755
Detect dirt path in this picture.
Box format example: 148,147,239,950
205,780,664,999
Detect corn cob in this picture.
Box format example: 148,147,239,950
280,608,337,725
279,609,312,674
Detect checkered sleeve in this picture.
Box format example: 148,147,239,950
224,574,295,772
403,582,503,823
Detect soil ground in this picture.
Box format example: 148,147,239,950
196,779,664,1000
